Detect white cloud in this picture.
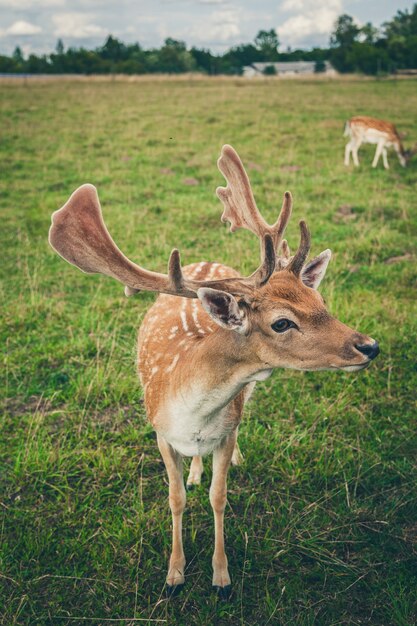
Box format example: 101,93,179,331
5,20,42,36
191,8,240,44
281,0,309,10
277,0,342,47
0,0,64,7
52,12,106,38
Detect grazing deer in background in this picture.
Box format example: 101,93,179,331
344,115,413,169
49,145,379,599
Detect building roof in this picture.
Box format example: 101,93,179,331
251,62,316,72
243,61,333,74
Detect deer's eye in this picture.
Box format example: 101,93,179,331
271,319,297,333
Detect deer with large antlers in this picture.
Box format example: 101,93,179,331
344,115,415,169
49,145,379,599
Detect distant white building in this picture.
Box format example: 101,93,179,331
242,61,336,77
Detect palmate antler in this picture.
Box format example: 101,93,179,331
216,144,311,277
48,183,277,299
217,145,292,252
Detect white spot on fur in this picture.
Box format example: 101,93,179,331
166,354,180,373
208,263,219,279
192,299,204,333
180,299,189,332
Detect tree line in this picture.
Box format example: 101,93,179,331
0,5,416,76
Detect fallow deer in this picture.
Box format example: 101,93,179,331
344,115,415,169
49,145,379,599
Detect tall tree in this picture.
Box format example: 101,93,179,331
254,29,279,60
383,5,417,38
99,36,127,61
55,39,64,55
13,46,24,63
330,14,360,47
360,22,378,45
164,38,186,51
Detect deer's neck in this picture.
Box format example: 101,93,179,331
182,327,271,396
148,328,271,456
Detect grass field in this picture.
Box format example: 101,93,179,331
1,76,417,625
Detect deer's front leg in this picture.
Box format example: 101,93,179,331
157,434,186,596
210,429,237,599
372,141,384,168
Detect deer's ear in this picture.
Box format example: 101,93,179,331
197,288,248,334
301,249,331,289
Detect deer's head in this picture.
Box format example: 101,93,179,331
402,142,417,166
196,146,379,372
49,145,379,374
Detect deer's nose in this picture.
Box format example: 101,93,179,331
355,340,380,360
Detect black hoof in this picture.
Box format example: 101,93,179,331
213,584,232,600
166,583,184,598
186,483,195,492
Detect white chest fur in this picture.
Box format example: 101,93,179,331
157,384,241,457
154,369,271,457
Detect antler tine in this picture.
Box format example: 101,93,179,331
168,249,185,291
281,239,291,259
254,234,276,286
273,191,292,250
287,221,311,277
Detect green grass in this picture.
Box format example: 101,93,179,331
1,76,417,625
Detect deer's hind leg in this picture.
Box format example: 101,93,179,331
187,456,204,489
344,141,353,166
231,440,243,466
352,140,361,166
382,148,389,170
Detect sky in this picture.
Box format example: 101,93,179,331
0,1,414,57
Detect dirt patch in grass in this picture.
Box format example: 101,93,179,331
91,403,143,431
247,161,263,171
334,204,357,222
3,394,54,417
183,177,200,186
384,253,413,264
280,164,302,172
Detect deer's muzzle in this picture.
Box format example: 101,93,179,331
354,340,380,361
